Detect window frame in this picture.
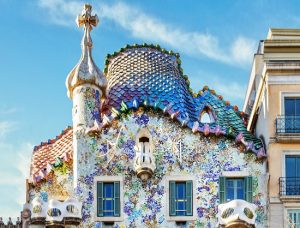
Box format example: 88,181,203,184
282,151,300,196
282,151,300,178
165,175,196,222
219,170,252,204
225,178,245,201
287,209,300,228
284,208,300,228
94,176,124,222
280,92,300,116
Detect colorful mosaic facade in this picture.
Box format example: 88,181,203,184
29,110,267,227
25,4,267,228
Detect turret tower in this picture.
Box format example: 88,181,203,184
66,4,107,188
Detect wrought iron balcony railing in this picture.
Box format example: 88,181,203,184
276,116,300,133
279,177,300,196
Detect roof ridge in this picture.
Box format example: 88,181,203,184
33,126,72,152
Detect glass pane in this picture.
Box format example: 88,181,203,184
297,158,300,177
226,180,235,201
103,183,114,216
104,183,114,198
226,179,245,201
286,156,296,177
296,99,300,116
285,98,296,116
236,179,244,200
177,182,185,199
175,182,186,216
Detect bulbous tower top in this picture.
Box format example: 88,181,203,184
66,4,107,99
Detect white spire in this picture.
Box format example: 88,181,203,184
66,4,107,99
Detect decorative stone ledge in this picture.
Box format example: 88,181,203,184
280,195,300,203
275,133,300,143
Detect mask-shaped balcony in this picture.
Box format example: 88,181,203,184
218,199,257,228
23,197,82,227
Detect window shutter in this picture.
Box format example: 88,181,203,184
186,180,193,216
114,181,120,217
97,182,103,217
245,176,253,203
169,181,176,216
219,176,226,203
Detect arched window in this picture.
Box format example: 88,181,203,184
200,107,215,123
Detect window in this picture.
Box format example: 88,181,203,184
97,181,120,217
285,156,300,195
200,108,215,124
288,209,300,228
285,98,300,116
169,181,193,216
284,98,300,133
219,176,252,203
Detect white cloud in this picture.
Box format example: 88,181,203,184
0,107,17,115
38,0,82,26
210,81,246,101
190,69,247,107
0,121,17,139
0,112,32,222
0,141,33,222
36,0,256,67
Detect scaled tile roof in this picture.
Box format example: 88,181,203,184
30,44,266,183
105,44,266,158
30,127,73,183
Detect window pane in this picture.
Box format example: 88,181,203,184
226,179,245,201
286,156,296,177
226,180,235,202
285,98,296,116
103,183,114,216
296,99,300,116
177,182,185,199
236,179,244,200
175,182,186,216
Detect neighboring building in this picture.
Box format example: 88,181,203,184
244,28,300,228
22,4,267,228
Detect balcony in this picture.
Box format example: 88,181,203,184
23,197,82,227
275,116,300,142
218,199,257,228
279,177,300,202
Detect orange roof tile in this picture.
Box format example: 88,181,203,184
30,127,73,183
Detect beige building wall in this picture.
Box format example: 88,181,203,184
244,29,300,228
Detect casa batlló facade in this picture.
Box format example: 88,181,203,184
21,4,267,228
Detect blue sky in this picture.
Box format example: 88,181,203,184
1,0,300,222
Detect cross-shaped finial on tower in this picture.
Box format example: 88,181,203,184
76,4,99,30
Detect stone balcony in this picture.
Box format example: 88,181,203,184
218,199,257,228
22,197,82,227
